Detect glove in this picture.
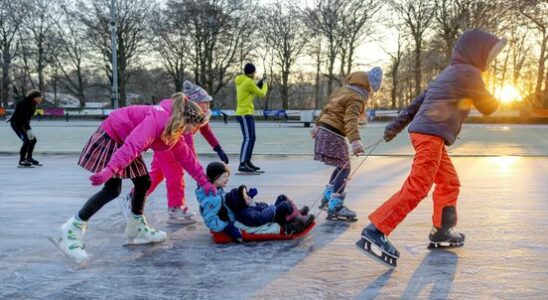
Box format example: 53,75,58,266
248,188,258,199
89,167,114,186
223,222,243,243
201,181,217,196
213,145,229,164
384,127,398,142
310,126,319,139
27,129,35,140
350,140,364,156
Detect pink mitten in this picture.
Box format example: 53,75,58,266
202,182,217,196
350,140,365,156
89,167,114,186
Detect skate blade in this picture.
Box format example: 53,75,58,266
326,215,358,223
427,241,464,250
123,238,167,247
48,236,89,265
17,165,34,168
355,238,397,268
235,172,261,176
167,219,197,226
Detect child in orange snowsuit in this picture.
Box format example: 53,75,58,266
356,29,506,267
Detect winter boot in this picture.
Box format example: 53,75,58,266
52,216,89,263
299,206,310,216
318,184,334,210
125,214,167,245
356,223,399,267
167,206,197,225
428,206,465,249
326,193,357,222
284,217,305,235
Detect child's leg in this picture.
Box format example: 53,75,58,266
78,178,122,221
432,147,460,228
368,133,444,235
156,151,185,208
26,136,37,160
130,175,152,215
246,116,256,161
330,167,351,194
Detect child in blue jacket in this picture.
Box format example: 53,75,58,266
195,162,242,242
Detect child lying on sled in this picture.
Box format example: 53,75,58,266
195,162,314,243
224,185,315,236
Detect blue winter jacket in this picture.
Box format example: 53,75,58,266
386,30,503,145
195,187,235,232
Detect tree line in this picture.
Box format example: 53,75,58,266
0,0,546,110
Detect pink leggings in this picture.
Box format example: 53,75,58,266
147,151,186,208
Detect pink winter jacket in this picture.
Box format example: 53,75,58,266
100,99,209,186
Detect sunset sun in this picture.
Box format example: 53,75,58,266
495,85,523,104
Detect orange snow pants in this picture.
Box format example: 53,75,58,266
369,133,460,235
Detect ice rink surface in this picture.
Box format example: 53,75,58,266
1,121,547,299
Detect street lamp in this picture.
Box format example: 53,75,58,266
110,0,119,108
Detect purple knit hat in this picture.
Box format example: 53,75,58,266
183,80,212,103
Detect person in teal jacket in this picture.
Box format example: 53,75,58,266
234,63,268,173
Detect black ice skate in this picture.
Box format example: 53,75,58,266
27,158,42,166
356,223,400,268
427,227,465,249
325,193,357,222
18,159,34,168
428,206,465,249
236,162,263,175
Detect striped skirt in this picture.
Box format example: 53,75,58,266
78,128,148,179
314,127,350,169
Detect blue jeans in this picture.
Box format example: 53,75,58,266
236,115,256,163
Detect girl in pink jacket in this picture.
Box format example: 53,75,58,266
52,93,216,264
120,81,229,225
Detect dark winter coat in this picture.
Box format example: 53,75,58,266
225,185,276,227
386,29,504,145
10,97,37,130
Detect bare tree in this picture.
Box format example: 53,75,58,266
259,1,308,110
518,0,547,107
152,4,192,92
337,0,383,77
305,0,345,96
387,29,405,109
53,1,90,107
167,0,256,96
0,0,26,108
78,0,155,107
433,0,473,62
22,0,61,92
389,0,436,96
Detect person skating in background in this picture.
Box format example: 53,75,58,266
234,63,268,173
119,81,229,225
52,93,216,263
310,67,383,222
9,90,44,167
357,29,506,267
